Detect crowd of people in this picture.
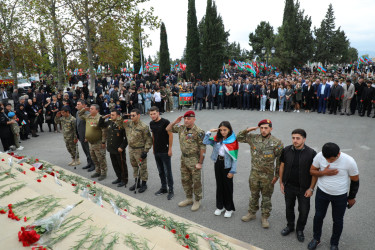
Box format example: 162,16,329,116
0,68,365,250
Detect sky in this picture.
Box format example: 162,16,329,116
140,0,375,60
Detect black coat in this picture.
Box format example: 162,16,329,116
105,120,128,154
0,112,12,138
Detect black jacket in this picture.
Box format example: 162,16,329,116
281,145,317,190
105,119,128,154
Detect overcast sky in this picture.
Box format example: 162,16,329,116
141,0,375,60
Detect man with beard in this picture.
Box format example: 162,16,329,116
237,119,284,228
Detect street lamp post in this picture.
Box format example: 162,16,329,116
261,47,275,84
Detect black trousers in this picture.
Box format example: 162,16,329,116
214,158,235,211
1,136,13,151
284,184,310,231
109,152,128,184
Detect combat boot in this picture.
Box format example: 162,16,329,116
73,159,81,166
138,181,147,193
241,212,256,222
178,198,193,207
261,217,270,228
129,179,141,191
91,172,100,178
98,174,107,181
68,158,75,166
191,200,200,211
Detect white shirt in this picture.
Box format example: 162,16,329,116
218,144,225,156
153,92,161,102
312,152,359,195
320,84,326,95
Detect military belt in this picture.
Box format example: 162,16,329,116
130,146,144,150
182,153,198,158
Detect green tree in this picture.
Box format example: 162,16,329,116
347,47,358,62
249,21,275,59
274,0,313,72
159,22,170,76
39,30,52,75
186,0,200,78
200,0,228,80
132,14,143,74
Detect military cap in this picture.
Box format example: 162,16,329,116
183,110,195,118
258,119,272,127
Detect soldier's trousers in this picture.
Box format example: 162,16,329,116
181,157,202,201
129,148,148,181
64,138,79,159
248,170,274,218
89,142,107,175
110,152,128,184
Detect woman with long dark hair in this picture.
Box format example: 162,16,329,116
203,121,239,218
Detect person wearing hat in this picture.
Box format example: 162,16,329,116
237,119,284,228
166,110,206,211
7,112,23,150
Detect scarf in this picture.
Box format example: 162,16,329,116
210,133,239,161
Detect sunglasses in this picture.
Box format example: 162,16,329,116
130,115,137,117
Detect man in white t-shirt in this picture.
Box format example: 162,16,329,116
307,143,359,250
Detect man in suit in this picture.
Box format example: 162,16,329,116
243,79,252,110
75,99,95,172
329,79,344,115
235,80,244,109
317,79,331,114
206,81,216,110
194,82,205,111
341,79,355,116
216,81,226,109
103,109,128,187
0,87,9,105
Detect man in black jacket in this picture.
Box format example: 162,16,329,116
279,129,317,242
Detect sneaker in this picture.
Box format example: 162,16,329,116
307,239,321,250
155,188,168,196
224,210,233,218
214,208,225,216
297,110,300,113
241,212,256,222
293,110,297,112
167,190,174,200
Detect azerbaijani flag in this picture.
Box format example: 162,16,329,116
21,120,27,125
317,65,327,73
293,68,301,75
209,133,239,161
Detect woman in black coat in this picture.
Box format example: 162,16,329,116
303,81,315,113
25,99,39,137
0,104,15,151
16,104,30,140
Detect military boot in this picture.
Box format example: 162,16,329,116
91,173,100,178
178,198,193,207
98,174,107,181
73,158,81,166
68,158,75,166
138,181,147,193
261,217,270,228
129,179,141,191
191,200,201,211
241,212,256,222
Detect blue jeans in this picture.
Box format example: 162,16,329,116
313,188,347,246
195,97,203,110
260,96,267,110
279,97,285,110
173,96,178,109
154,153,174,190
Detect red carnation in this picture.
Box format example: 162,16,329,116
30,167,36,171
185,234,190,239
24,216,27,222
49,172,55,176
35,159,39,162
18,227,41,247
8,204,12,208
37,179,41,183
86,184,90,187
1,159,4,161
71,183,77,186
0,210,5,214
171,229,176,234
124,209,127,212
93,181,96,184
20,163,23,166
43,175,47,178
22,171,26,174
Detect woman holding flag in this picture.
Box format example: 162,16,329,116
203,121,239,218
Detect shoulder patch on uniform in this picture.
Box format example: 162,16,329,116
198,131,205,139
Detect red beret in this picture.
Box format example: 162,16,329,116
183,110,195,118
258,119,272,127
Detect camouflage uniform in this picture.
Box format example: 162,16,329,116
122,119,152,181
237,130,283,218
54,115,79,159
78,109,107,175
10,122,21,148
166,87,173,112
172,124,206,201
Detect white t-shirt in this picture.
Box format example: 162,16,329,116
153,92,161,102
312,152,359,195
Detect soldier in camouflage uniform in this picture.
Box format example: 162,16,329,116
166,110,206,211
237,119,283,228
165,84,173,112
54,107,79,166
122,108,152,193
78,104,108,181
160,86,167,113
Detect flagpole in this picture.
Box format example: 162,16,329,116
139,31,143,75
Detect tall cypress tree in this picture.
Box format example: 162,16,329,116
132,15,143,74
186,0,200,79
159,22,170,76
200,0,228,80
